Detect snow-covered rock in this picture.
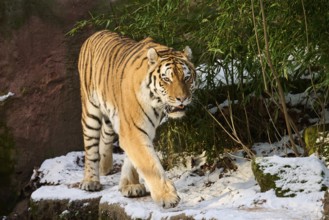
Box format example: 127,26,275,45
252,155,328,197
29,147,326,219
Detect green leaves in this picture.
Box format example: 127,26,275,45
69,0,329,158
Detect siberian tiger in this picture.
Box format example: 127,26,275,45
78,30,196,208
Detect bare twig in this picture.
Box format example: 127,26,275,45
202,97,255,160
259,0,300,156
251,0,268,92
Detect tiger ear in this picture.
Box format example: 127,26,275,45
183,46,192,60
147,48,158,65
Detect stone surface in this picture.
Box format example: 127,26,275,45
303,123,329,157
98,202,195,220
29,197,101,220
99,203,133,220
323,190,329,220
29,198,196,220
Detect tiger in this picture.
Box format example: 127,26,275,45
78,30,196,208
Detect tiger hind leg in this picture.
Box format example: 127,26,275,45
119,157,147,197
79,99,102,191
99,117,116,176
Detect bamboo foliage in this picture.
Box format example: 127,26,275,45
69,0,329,161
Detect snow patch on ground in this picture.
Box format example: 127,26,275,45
0,92,14,102
255,155,328,196
31,141,326,219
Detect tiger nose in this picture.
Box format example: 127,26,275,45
176,96,187,103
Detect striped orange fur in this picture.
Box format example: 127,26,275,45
78,30,196,208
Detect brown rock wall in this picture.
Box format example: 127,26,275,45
0,0,103,216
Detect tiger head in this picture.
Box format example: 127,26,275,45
147,46,196,119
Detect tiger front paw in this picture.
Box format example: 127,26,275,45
119,183,147,197
79,180,102,191
160,191,180,209
152,181,180,208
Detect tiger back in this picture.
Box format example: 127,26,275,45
78,30,196,208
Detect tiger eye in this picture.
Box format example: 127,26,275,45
162,77,171,83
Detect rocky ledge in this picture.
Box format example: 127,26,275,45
27,149,327,220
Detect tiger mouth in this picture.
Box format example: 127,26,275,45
166,105,186,114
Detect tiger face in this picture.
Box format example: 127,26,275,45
147,47,196,119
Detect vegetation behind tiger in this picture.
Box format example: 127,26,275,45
68,0,329,166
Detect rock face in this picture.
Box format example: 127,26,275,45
30,197,101,220
0,0,107,216
304,123,329,158
30,198,194,220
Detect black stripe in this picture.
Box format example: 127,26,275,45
122,43,145,67
118,50,140,80
117,43,142,80
87,45,93,93
89,158,100,163
149,91,154,99
104,118,111,124
157,64,162,74
135,57,148,70
131,54,141,65
96,40,118,86
86,112,101,125
153,107,160,118
88,99,99,109
132,89,155,127
82,46,91,93
139,101,155,127
153,75,157,88
101,127,115,143
80,39,90,91
118,48,140,126
109,42,127,71
102,140,113,145
93,32,114,52
111,43,131,109
106,40,126,85
111,108,116,119
156,49,171,55
133,121,150,138
110,40,129,65
85,142,99,150
104,130,115,136
82,118,101,130
101,129,115,141
83,133,100,140
147,71,154,88
118,42,147,83
94,37,118,64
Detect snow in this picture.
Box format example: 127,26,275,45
32,185,103,201
0,92,14,102
255,155,328,196
31,140,327,220
196,60,250,88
